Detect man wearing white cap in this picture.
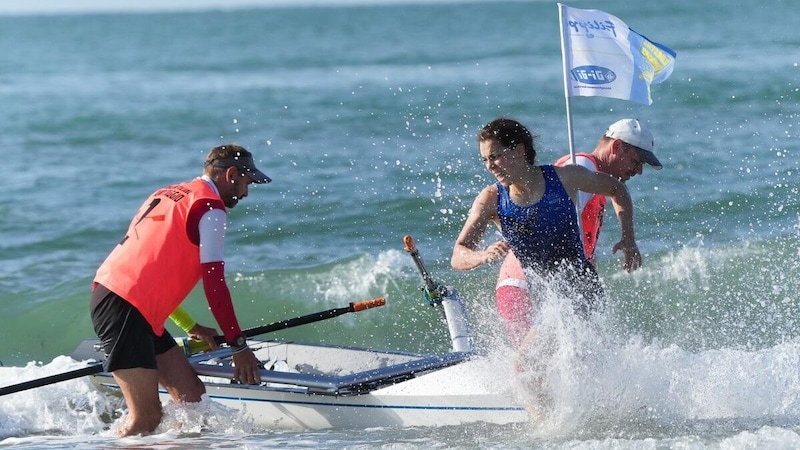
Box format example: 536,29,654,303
495,119,661,347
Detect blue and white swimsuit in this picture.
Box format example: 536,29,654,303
496,165,603,315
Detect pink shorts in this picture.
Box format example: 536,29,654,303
496,283,531,348
496,253,532,348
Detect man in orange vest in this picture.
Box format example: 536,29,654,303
91,143,270,436
494,119,662,347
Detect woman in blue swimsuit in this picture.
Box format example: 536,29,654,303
451,118,642,334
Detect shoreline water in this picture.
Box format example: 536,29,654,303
2,0,800,447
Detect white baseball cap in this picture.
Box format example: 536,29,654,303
604,119,662,169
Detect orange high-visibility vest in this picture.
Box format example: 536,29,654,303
94,178,223,335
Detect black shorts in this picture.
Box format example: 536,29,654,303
569,262,605,318
529,260,606,319
90,283,176,372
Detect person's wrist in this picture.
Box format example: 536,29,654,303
228,334,248,353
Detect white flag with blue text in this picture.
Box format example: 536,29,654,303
558,3,676,105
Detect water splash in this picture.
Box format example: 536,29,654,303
489,265,800,439
0,356,120,440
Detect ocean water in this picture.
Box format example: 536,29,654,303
1,0,800,448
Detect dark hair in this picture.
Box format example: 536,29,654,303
477,118,537,165
204,143,251,177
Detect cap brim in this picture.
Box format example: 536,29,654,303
637,149,662,170
247,168,272,184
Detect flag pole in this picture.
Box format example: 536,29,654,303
557,2,584,247
557,3,577,165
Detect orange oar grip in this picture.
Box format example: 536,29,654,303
352,297,386,312
403,235,416,253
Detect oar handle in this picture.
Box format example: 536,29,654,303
404,235,446,303
351,297,385,312
403,235,437,293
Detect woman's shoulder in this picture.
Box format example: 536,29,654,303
474,183,502,204
483,182,502,193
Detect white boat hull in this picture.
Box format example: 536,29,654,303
202,369,525,430
82,339,528,430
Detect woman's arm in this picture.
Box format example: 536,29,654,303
556,165,641,271
451,186,510,271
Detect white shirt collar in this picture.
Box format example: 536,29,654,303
200,174,221,197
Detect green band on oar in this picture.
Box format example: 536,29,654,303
0,297,386,397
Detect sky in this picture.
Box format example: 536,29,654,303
0,0,483,16
0,0,316,15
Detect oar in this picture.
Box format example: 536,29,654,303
0,364,106,397
403,235,473,351
179,296,386,353
404,235,447,303
0,297,386,397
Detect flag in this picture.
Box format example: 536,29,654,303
558,3,676,105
